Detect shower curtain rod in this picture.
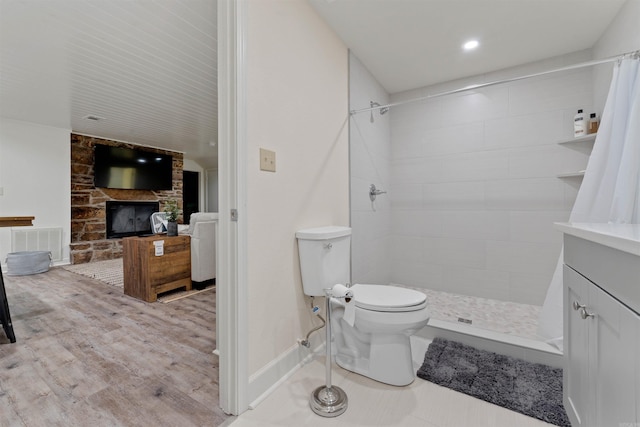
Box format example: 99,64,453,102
350,50,640,116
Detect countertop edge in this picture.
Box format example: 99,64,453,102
554,222,640,257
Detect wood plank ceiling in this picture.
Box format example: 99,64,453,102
0,0,218,168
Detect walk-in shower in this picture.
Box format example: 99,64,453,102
348,50,636,351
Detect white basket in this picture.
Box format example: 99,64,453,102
6,251,52,276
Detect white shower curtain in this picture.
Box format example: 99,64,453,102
538,56,640,351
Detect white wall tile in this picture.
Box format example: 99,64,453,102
441,210,510,240
423,181,485,210
392,157,443,184
440,86,509,127
563,179,582,210
484,178,565,211
434,237,487,269
352,235,391,285
391,209,443,237
508,211,569,244
486,240,559,275
442,266,510,300
439,151,510,182
351,209,390,242
349,53,391,288
508,69,593,116
390,98,442,131
507,145,568,179
508,272,554,305
390,182,422,210
390,235,424,262
391,260,443,289
421,122,483,156
484,111,564,150
391,127,423,160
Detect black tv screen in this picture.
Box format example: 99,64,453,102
94,144,173,190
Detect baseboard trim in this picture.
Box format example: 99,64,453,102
248,340,322,409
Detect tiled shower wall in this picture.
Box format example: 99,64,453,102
350,50,595,306
349,54,391,285
390,51,594,305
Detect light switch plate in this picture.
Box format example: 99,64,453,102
260,148,276,172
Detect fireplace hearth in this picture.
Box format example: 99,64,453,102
106,201,159,239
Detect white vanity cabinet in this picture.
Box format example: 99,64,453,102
558,223,640,427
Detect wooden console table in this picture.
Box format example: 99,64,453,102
123,235,191,302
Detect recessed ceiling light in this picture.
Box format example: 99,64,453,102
463,40,479,51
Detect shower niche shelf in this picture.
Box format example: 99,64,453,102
557,133,596,179
557,171,586,178
557,133,597,145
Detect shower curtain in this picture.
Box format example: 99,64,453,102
538,56,640,351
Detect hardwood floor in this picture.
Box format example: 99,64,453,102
0,267,230,426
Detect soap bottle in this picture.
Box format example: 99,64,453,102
588,113,599,134
574,109,587,138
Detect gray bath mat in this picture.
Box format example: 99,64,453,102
417,337,570,427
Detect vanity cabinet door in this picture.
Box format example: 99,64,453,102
588,282,638,427
564,266,590,427
564,265,639,427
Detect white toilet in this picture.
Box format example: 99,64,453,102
296,226,429,386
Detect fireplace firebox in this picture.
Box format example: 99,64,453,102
106,201,159,239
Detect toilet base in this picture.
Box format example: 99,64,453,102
335,332,416,386
310,385,348,417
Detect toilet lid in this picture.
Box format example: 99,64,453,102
351,284,427,312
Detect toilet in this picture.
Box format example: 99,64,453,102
296,226,429,386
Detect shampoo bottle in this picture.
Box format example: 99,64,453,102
574,109,587,138
588,113,599,134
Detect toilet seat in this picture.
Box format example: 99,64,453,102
351,284,427,312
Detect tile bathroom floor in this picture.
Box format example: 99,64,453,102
225,356,555,427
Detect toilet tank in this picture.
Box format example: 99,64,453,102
296,226,351,297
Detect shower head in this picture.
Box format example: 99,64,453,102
369,101,389,122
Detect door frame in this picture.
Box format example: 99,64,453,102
217,0,249,415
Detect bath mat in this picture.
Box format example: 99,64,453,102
417,337,570,427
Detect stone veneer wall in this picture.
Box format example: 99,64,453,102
70,134,183,264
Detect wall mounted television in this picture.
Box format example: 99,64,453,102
94,144,173,190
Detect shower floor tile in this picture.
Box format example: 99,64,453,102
395,284,543,341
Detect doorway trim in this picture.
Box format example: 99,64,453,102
217,0,248,415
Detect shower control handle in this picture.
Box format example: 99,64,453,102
369,184,387,202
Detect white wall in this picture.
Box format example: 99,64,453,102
349,53,392,285
0,118,71,267
245,0,349,396
388,51,594,305
592,0,640,111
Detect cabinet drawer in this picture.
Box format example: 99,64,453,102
565,235,640,315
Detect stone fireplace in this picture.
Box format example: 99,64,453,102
70,134,183,264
